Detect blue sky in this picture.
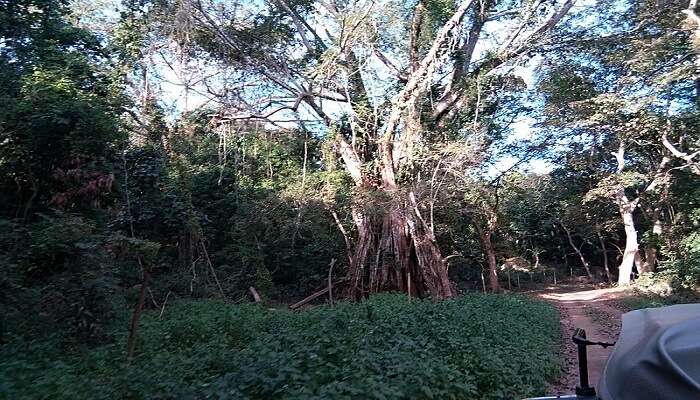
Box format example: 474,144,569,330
73,0,598,175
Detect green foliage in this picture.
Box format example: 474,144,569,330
620,289,700,311
0,0,124,217
583,172,646,203
657,232,700,289
107,234,161,265
0,214,125,344
127,121,349,301
26,214,100,272
1,2,697,399
539,64,597,120
0,294,561,399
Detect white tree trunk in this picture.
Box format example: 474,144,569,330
618,204,639,285
613,142,641,286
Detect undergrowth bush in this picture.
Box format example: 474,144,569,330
621,289,700,310
0,294,560,399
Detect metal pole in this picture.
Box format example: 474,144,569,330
575,329,596,397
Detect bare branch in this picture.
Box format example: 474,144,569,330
506,0,577,57
331,210,353,255
498,0,546,54
269,0,330,55
433,2,488,121
661,126,700,174
383,0,477,141
433,0,577,124
373,48,408,82
270,0,314,52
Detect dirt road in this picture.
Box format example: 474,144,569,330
535,285,630,395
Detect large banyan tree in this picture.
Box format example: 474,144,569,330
160,0,579,298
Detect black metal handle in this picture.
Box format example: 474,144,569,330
572,328,616,397
572,328,615,348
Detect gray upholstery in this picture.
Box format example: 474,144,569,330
597,304,700,400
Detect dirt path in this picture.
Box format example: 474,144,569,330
534,285,630,395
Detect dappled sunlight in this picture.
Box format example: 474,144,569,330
538,286,625,394
538,286,631,303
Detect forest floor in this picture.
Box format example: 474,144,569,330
530,284,631,395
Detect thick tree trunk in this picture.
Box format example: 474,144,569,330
478,229,500,292
643,248,657,274
615,160,669,283
336,0,482,301
617,204,639,286
344,196,455,300
641,209,663,274
613,142,642,286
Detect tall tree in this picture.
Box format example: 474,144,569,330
534,0,699,285
164,0,582,298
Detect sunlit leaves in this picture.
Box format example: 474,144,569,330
583,172,647,203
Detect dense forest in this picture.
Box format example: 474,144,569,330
1,0,699,398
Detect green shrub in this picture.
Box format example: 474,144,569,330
0,294,560,399
0,215,125,344
670,232,700,288
621,290,700,310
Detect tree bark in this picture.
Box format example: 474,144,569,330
408,1,425,72
478,228,500,292
641,208,662,274
344,200,455,300
596,229,612,283
126,268,149,360
617,201,638,286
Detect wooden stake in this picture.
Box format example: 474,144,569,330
290,286,331,310
407,271,412,301
327,258,336,306
249,286,262,303
127,268,148,360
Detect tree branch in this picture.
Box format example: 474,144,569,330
433,0,577,124
373,48,408,82
383,0,477,153
409,1,426,72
